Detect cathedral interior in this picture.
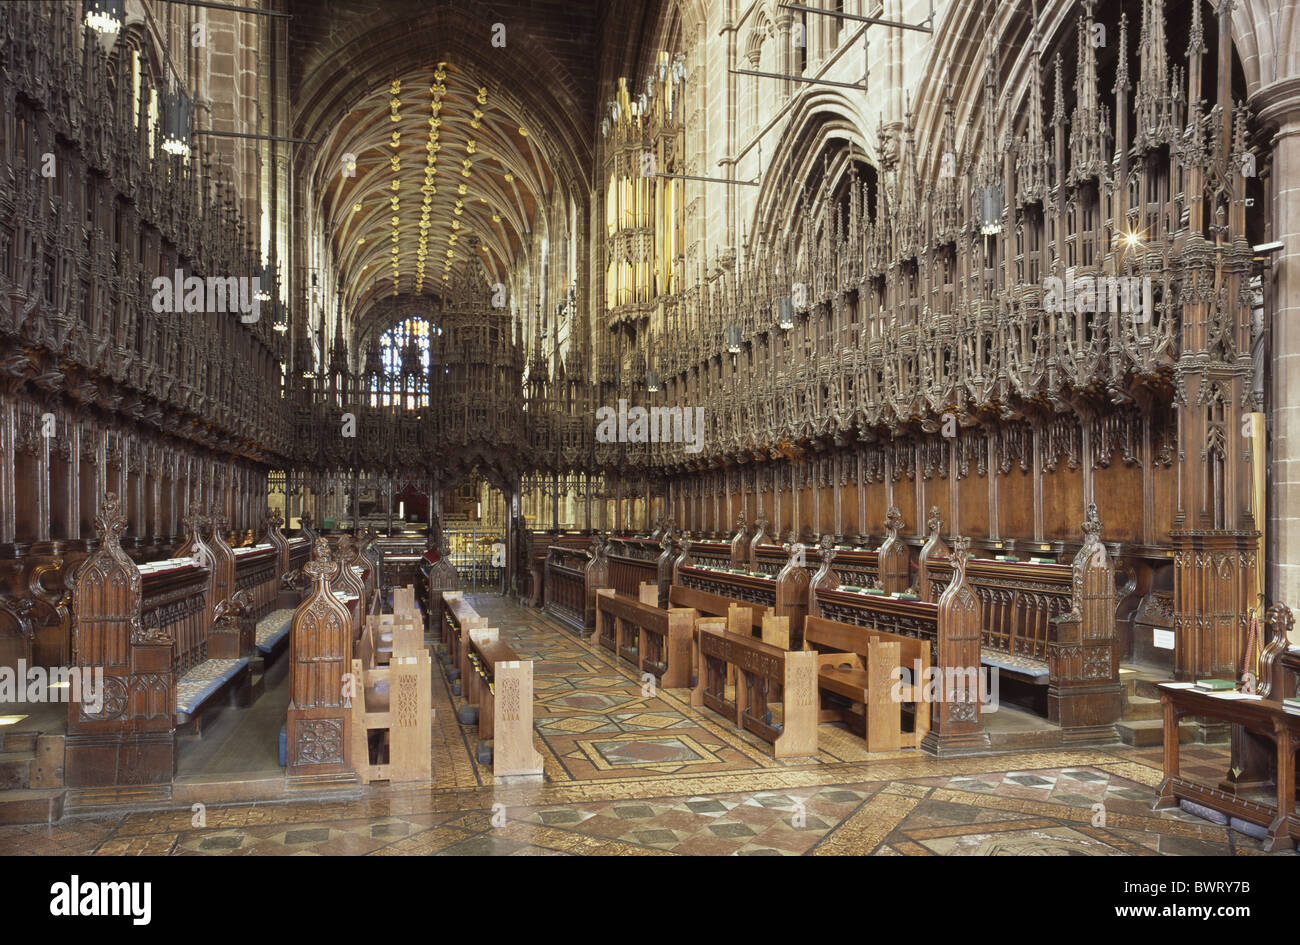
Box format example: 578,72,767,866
1,0,1299,866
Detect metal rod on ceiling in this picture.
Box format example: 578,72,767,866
778,2,933,33
655,172,761,187
729,68,868,92
161,0,292,18
192,129,318,146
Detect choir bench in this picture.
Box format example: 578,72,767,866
691,618,818,758
462,627,544,776
440,590,488,692
348,601,432,784
594,585,696,689
802,615,931,751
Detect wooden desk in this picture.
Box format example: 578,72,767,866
1154,682,1300,852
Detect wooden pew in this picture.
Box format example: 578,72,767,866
348,602,432,785
803,614,931,751
240,524,297,667
674,539,806,641
440,590,488,686
691,618,818,758
594,585,696,689
812,536,989,755
916,504,1120,737
606,538,660,599
464,627,544,776
68,494,252,789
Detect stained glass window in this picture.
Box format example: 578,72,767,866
371,316,436,409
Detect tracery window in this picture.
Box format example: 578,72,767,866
371,316,433,409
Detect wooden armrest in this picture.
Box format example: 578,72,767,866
816,651,864,672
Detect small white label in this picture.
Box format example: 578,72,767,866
1153,629,1175,650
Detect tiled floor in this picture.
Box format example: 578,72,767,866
0,594,1283,855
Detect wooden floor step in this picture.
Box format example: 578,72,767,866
0,731,37,754
0,787,64,825
1116,718,1196,747
0,751,33,790
1121,695,1162,721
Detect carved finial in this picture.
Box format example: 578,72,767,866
94,493,127,542
951,536,971,582
736,510,747,530
927,506,942,536
1186,0,1205,60
1267,603,1295,640
268,507,284,530
1081,502,1102,541
303,537,334,581
818,533,837,566
214,589,251,628
884,506,904,539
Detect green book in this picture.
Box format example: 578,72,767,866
1194,678,1236,691
840,585,862,593
862,587,885,595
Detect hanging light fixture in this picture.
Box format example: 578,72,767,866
647,369,660,393
272,299,288,333
160,86,192,157
979,184,1003,236
82,0,124,36
727,324,743,354
776,296,795,331
254,265,272,303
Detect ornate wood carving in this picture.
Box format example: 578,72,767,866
286,539,353,780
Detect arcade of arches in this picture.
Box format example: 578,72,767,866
2,0,1300,859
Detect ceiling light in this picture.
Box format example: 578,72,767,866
160,88,192,157
82,0,123,35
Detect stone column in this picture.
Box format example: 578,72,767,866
1257,78,1300,616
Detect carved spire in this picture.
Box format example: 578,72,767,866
1115,13,1131,96
1134,0,1177,150
1016,4,1048,207
1068,0,1108,185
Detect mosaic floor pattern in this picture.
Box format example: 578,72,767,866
0,594,1284,856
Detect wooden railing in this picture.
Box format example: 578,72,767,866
543,539,609,633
